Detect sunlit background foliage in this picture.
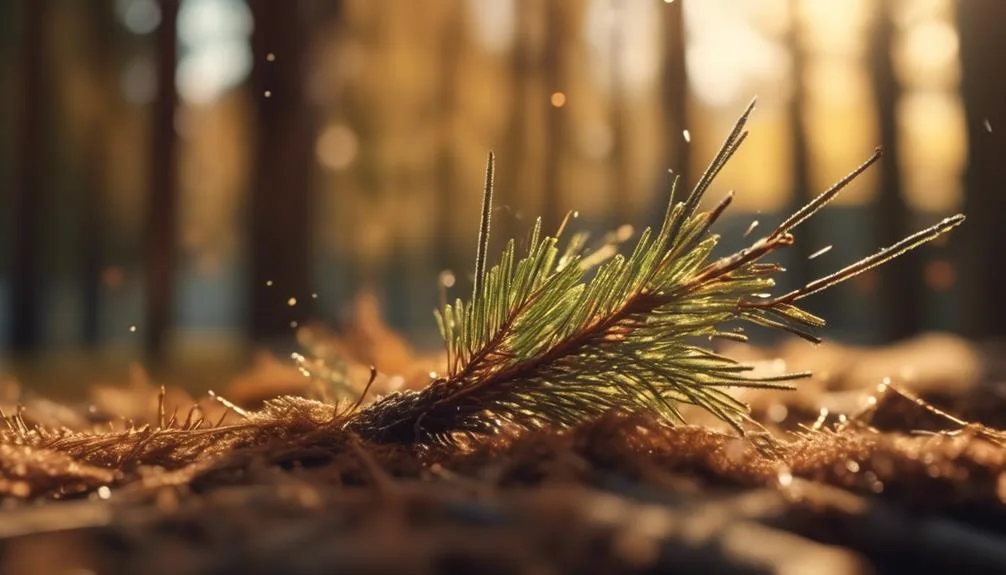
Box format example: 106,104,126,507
0,0,999,384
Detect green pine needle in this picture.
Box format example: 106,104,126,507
347,100,965,446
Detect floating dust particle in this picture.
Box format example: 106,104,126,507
682,129,691,143
264,90,272,98
925,259,956,292
440,270,456,288
743,220,759,238
985,118,992,132
311,293,318,299
266,52,276,62
288,297,297,306
290,321,298,328
129,325,137,333
266,280,273,287
102,266,125,288
97,486,111,500
550,92,566,107
846,460,860,473
808,245,833,260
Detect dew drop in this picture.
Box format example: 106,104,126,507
812,407,829,431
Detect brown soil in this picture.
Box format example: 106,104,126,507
1,332,1005,575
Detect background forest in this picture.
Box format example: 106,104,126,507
0,0,1003,391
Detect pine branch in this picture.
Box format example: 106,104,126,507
347,100,965,446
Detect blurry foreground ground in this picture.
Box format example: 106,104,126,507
1,302,1005,575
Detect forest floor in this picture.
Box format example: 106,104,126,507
1,318,1005,574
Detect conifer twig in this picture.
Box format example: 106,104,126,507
346,103,965,446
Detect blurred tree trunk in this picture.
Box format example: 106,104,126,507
786,0,814,289
609,0,631,227
81,146,105,348
0,4,14,287
82,0,120,347
144,0,180,363
959,0,1006,338
542,0,564,232
10,0,53,355
248,0,317,343
435,5,463,275
869,0,920,341
501,0,535,244
655,0,688,238
660,0,688,215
